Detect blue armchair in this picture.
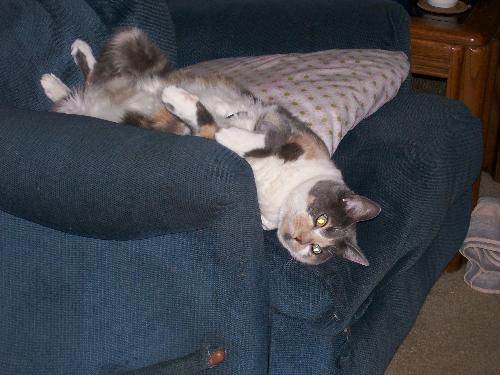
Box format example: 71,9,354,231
0,0,482,374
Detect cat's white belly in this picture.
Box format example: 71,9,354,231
248,156,343,229
56,79,165,123
248,156,289,228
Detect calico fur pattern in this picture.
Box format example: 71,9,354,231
40,28,381,266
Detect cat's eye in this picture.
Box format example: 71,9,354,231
315,214,328,227
311,244,322,255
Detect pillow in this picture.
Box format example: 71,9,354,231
183,49,409,155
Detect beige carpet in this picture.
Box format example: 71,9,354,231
386,173,500,374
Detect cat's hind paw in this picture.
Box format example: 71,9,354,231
40,73,70,102
71,39,96,80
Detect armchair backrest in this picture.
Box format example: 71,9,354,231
166,0,410,68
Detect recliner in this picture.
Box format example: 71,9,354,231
0,1,482,373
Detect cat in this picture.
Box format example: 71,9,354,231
40,28,381,266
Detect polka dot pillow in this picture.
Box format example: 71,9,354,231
183,49,409,155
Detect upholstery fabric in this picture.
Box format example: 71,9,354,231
390,0,411,11
0,0,177,111
0,107,255,240
343,190,472,374
166,0,411,70
0,206,269,374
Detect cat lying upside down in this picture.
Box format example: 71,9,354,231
40,28,381,266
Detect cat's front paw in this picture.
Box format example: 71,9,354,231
40,73,70,102
261,215,276,230
215,127,254,156
214,128,238,148
161,85,200,127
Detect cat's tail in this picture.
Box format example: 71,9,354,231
89,27,172,83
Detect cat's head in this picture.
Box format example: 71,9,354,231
277,179,381,266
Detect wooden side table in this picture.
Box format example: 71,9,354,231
410,0,500,271
481,26,500,182
494,65,500,181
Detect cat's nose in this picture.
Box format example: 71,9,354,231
294,234,307,244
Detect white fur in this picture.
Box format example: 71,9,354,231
71,39,96,72
250,157,343,229
292,246,316,264
51,76,166,123
215,127,265,157
161,85,201,127
167,78,272,131
40,74,70,102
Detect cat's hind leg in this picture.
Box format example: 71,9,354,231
161,85,218,139
40,73,71,102
162,86,267,155
71,39,96,81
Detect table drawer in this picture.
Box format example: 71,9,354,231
411,39,453,78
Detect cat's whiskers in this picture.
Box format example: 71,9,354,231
326,247,336,257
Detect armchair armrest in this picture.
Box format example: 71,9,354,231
0,107,259,240
166,0,410,68
328,93,482,319
0,108,271,373
270,93,482,333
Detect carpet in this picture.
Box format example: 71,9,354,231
386,173,500,374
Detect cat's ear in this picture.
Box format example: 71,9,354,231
342,242,370,266
342,194,381,222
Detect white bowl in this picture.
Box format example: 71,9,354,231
427,0,459,8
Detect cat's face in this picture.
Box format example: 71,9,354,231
277,179,381,266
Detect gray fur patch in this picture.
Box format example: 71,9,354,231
307,180,353,236
90,28,172,83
